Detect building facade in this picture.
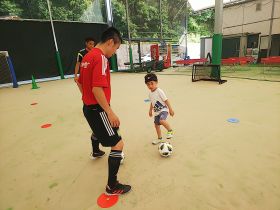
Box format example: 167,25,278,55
201,0,280,60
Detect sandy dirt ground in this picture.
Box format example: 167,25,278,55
0,72,280,210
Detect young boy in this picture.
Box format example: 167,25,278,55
77,27,131,195
145,73,174,144
74,37,95,83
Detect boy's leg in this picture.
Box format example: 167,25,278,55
159,120,172,131
155,124,162,139
159,119,173,139
152,124,163,145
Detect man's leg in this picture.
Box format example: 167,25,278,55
106,140,131,195
107,140,123,188
91,133,105,159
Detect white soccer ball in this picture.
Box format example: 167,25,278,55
158,142,173,157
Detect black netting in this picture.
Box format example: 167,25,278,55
0,53,12,84
192,64,226,84
0,19,108,82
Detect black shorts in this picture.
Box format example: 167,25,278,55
83,104,122,147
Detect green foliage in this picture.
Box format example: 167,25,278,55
0,0,214,40
112,0,214,40
1,0,95,21
0,0,22,16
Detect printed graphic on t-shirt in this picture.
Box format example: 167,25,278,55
154,101,167,112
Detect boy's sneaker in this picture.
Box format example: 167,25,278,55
105,181,131,195
152,138,163,145
167,130,173,139
90,150,105,159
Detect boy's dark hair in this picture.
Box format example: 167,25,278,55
100,27,122,44
85,37,95,43
145,73,158,83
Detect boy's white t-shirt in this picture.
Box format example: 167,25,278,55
149,88,168,116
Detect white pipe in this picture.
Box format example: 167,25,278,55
46,0,58,51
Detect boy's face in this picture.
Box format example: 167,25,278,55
105,39,120,58
146,81,158,91
86,41,95,50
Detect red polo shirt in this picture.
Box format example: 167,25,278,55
78,48,111,105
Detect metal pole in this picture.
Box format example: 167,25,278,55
267,0,275,57
212,0,223,65
125,0,133,70
159,0,163,40
46,0,64,79
214,0,223,34
47,0,58,51
105,0,113,26
185,0,188,59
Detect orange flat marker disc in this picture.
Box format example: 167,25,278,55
41,124,52,128
31,103,38,105
97,193,119,208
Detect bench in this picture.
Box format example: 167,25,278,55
221,57,255,65
261,56,280,65
175,58,207,65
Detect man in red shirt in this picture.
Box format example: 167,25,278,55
77,27,131,195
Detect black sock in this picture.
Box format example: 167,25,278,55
108,150,122,188
91,133,100,153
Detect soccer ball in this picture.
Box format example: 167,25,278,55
158,142,173,157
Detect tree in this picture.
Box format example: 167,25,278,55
0,0,22,16
0,0,214,40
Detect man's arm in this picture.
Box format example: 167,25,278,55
92,87,120,127
74,62,80,83
165,99,174,116
76,81,83,94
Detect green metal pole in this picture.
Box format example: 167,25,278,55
212,0,223,64
129,46,133,70
212,34,222,65
125,0,134,70
211,0,223,78
110,54,118,72
55,51,64,78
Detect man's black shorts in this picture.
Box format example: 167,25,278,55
83,104,122,147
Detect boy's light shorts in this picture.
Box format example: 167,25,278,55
154,111,168,125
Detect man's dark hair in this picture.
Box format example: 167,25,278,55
145,73,158,84
100,27,122,44
85,37,95,43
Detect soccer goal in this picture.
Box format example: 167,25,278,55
192,64,227,84
0,51,18,88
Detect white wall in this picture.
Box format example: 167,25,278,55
223,0,280,36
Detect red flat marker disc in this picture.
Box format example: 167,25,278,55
97,193,119,208
41,124,52,128
31,103,38,105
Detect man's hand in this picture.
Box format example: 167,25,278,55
107,111,120,128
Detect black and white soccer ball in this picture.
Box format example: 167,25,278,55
158,142,173,157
